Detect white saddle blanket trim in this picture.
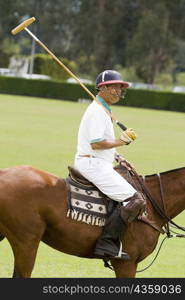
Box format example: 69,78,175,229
67,209,106,226
71,185,102,198
71,198,107,214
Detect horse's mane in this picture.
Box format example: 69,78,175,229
145,166,185,178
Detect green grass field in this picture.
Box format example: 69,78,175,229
0,93,185,278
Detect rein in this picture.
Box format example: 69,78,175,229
104,162,185,272
131,166,185,273
131,168,185,234
156,174,170,236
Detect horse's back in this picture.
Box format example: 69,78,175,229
0,165,64,214
0,165,67,234
0,165,59,188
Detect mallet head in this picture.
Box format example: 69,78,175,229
11,17,36,35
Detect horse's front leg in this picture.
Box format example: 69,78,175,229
111,259,137,278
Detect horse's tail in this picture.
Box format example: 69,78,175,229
0,233,5,242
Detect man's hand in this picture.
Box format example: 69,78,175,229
120,128,137,144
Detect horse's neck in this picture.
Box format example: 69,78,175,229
161,169,185,218
146,168,185,221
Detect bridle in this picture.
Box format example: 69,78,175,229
156,173,170,236
132,168,185,235
104,164,185,272
130,167,185,273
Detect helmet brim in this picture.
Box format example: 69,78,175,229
97,80,129,88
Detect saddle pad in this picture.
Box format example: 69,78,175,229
66,178,109,226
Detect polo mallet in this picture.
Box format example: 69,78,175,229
11,17,127,131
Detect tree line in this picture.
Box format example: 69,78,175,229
0,0,185,83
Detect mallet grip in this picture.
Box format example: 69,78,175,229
116,121,127,131
11,17,36,35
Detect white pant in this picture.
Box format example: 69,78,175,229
74,157,136,204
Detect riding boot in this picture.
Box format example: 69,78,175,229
94,203,130,260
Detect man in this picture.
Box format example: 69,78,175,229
74,70,146,260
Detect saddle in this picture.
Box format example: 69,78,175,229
68,166,95,187
66,166,115,226
66,166,165,233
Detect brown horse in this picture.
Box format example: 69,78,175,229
0,164,184,278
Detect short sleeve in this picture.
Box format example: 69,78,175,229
88,107,107,144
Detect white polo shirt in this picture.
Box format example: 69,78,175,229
75,96,116,163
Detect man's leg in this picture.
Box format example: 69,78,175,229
94,192,146,260
74,157,136,200
94,203,129,259
74,158,145,260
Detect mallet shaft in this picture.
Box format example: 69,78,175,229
25,28,125,128
26,28,96,100
11,17,127,131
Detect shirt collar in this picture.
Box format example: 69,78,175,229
96,95,111,112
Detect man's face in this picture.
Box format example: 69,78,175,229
105,84,126,104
